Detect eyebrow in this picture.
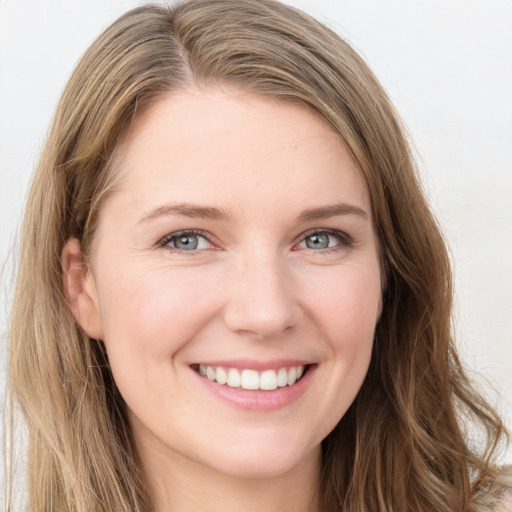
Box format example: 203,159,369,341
137,201,368,225
138,202,231,224
297,203,368,222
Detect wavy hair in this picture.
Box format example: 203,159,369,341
7,0,509,510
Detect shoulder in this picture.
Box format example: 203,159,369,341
496,492,512,512
496,466,512,512
471,466,512,512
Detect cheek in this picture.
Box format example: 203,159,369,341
95,261,221,364
296,263,380,435
305,262,381,343
306,262,379,384
93,262,225,425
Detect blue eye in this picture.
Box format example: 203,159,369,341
173,234,200,250
161,231,213,251
298,230,351,251
305,233,331,249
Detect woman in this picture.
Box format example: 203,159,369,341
6,0,511,510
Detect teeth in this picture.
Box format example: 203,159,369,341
241,369,259,390
277,367,288,387
227,368,241,388
260,370,277,391
216,367,227,385
287,366,297,386
196,364,306,390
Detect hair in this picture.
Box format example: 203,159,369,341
6,0,510,510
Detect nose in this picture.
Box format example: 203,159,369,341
222,250,300,339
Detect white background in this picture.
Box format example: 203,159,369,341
1,0,511,479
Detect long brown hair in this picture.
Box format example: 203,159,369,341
7,1,509,510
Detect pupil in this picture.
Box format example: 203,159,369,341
307,234,329,249
175,235,198,250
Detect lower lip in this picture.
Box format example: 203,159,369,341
192,365,316,412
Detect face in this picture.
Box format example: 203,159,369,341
73,88,382,480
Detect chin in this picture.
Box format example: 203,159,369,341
194,432,321,480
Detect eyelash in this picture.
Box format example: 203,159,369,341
157,229,214,252
296,228,354,254
157,228,354,254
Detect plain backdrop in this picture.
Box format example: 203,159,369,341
1,0,511,490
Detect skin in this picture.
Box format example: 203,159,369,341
63,87,383,512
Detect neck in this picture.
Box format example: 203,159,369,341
139,439,321,512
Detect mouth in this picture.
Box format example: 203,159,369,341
190,363,311,391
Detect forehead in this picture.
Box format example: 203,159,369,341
105,88,370,221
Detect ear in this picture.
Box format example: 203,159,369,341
61,238,104,340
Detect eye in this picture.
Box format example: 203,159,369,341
297,229,352,251
159,230,214,251
304,233,333,250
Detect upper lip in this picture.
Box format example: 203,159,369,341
189,359,314,371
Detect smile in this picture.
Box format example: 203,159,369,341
196,364,306,390
190,361,316,411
